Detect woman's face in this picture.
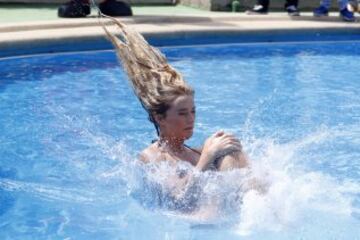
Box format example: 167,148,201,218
157,94,196,140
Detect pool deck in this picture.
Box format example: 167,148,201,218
0,5,360,58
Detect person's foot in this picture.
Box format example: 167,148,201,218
246,4,268,15
340,7,356,22
313,5,329,17
99,0,133,16
58,0,90,18
286,5,300,16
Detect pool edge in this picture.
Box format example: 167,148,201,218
1,14,360,58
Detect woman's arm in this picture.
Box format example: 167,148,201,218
195,131,243,171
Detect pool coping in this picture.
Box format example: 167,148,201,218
1,13,360,58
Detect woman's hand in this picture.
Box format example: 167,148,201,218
196,131,242,171
204,131,242,158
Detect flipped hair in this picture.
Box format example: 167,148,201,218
100,15,194,134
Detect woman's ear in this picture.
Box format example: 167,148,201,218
153,114,165,126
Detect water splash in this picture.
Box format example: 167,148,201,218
0,179,97,204
236,126,360,235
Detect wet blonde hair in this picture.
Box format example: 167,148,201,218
100,15,194,134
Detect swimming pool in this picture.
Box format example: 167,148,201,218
1,39,360,239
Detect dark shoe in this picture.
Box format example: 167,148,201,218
286,5,300,16
246,4,268,15
58,0,90,18
99,0,133,16
313,5,329,17
340,8,356,22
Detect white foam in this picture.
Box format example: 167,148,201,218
235,128,360,236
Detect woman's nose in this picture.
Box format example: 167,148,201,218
187,113,195,123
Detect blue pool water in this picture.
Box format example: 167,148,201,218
1,40,360,239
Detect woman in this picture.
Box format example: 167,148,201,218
100,16,254,214
139,94,248,172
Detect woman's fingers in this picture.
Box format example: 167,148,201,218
216,145,241,158
227,144,242,152
217,140,241,153
219,133,239,141
214,130,225,137
224,140,242,151
220,135,241,146
207,131,243,156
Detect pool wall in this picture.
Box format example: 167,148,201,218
1,14,360,58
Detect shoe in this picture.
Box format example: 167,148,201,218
313,5,329,17
246,5,268,15
99,0,133,16
286,5,300,16
58,0,90,18
340,8,356,22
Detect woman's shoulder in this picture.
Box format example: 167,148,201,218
187,146,202,155
138,143,163,164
